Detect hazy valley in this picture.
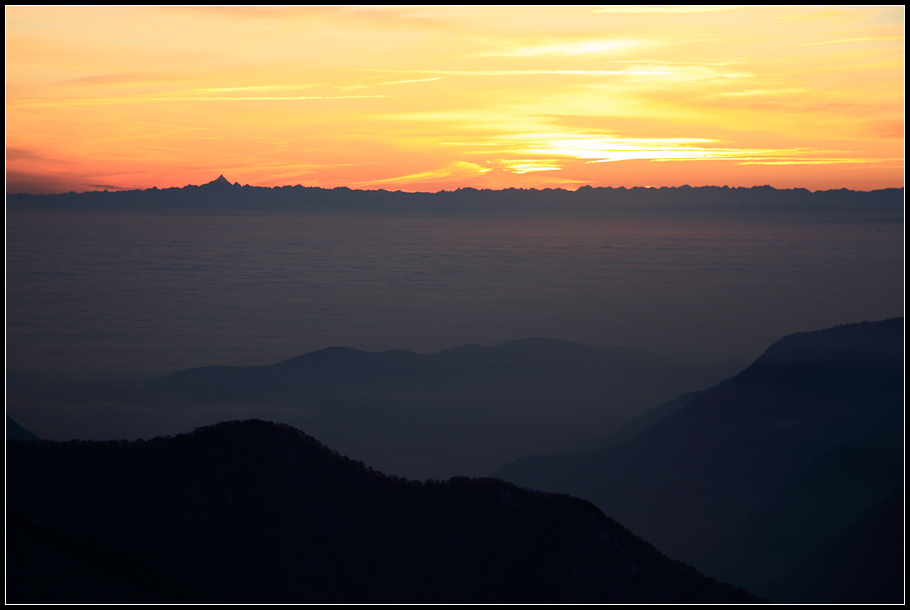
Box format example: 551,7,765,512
7,184,904,603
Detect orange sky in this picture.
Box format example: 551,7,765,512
6,6,905,194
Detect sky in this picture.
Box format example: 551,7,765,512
5,6,905,194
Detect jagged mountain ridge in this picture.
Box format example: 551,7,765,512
7,179,903,218
6,419,759,603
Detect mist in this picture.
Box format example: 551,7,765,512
6,184,903,457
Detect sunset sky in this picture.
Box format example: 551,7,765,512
6,6,904,194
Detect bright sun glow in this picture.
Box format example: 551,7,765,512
5,6,904,193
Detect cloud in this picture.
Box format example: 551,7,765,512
865,119,904,140
6,147,69,163
158,6,337,20
366,69,630,77
478,39,655,58
11,94,392,108
586,64,753,83
490,133,883,167
6,169,93,195
712,88,808,97
160,6,455,31
773,10,862,24
88,183,130,190
367,65,753,83
376,77,445,86
339,77,445,90
592,6,742,14
491,159,563,174
193,84,326,93
61,72,177,87
800,36,903,46
734,157,901,165
352,161,491,188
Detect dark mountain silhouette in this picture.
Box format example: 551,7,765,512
6,419,760,603
759,487,904,603
6,415,40,441
7,339,744,480
495,318,904,602
709,432,903,595
203,174,236,189
7,180,903,220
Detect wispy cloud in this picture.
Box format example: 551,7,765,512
593,6,742,14
439,142,500,146
712,88,807,97
339,77,446,90
12,94,392,108
7,5,903,191
377,77,445,86
479,39,654,57
353,161,490,188
193,84,326,93
491,159,563,174
773,10,862,24
735,157,902,165
367,66,752,81
62,72,177,87
800,36,903,46
489,133,880,168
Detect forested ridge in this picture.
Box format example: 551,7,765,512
7,420,760,603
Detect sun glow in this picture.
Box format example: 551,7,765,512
5,5,904,193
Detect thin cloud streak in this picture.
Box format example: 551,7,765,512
592,6,743,14
194,84,327,93
12,95,392,108
799,35,904,46
5,5,904,192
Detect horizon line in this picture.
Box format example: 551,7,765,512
8,178,906,198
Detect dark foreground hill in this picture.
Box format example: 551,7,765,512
496,318,904,602
7,420,759,603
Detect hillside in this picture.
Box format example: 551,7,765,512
7,339,743,480
7,420,759,603
495,318,904,601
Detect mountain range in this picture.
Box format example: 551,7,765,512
6,318,903,602
495,318,904,602
7,177,903,219
7,339,744,480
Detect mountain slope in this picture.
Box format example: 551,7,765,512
495,318,904,599
6,420,758,603
759,487,904,603
7,414,39,441
8,339,744,480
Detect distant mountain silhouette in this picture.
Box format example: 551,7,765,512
7,415,39,441
6,180,903,219
591,390,704,450
8,339,744,480
6,420,760,603
202,174,236,189
495,318,904,602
